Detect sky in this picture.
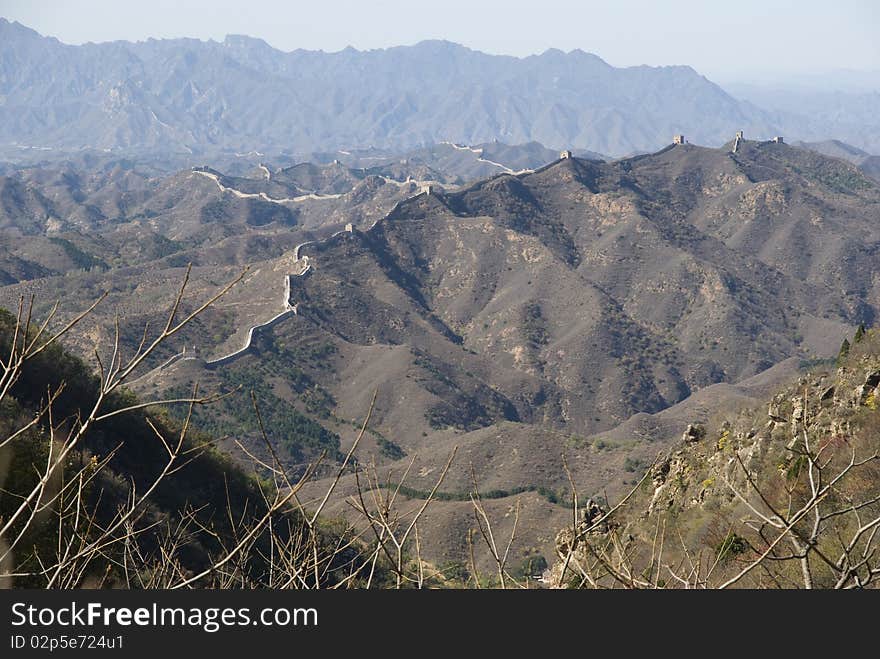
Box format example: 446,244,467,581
1,0,878,81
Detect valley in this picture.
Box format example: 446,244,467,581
2,134,878,572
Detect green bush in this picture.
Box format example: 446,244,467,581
716,531,749,561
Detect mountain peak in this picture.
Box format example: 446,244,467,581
568,48,610,64
410,39,471,54
223,34,274,50
0,17,50,42
525,47,610,67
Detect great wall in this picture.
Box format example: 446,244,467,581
131,134,787,386
193,169,345,203
183,134,787,372
131,146,595,383
440,141,535,175
204,268,301,368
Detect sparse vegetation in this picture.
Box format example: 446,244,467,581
3,114,880,590
624,456,648,474
48,237,108,271
715,531,749,561
550,328,880,589
390,483,566,506
0,274,380,588
838,337,851,365
377,436,407,460
165,371,341,463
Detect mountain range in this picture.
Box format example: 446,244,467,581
3,134,878,569
729,82,880,154
5,18,877,159
3,16,880,576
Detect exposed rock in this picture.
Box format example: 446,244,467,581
830,419,851,438
578,497,609,532
856,372,880,406
652,457,671,487
768,400,788,424
549,334,880,588
856,385,873,404
554,503,610,550
791,396,805,424
550,497,617,586
682,423,706,443
649,451,689,513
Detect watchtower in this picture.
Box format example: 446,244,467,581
772,136,784,143
732,130,744,153
559,150,572,159
421,184,433,196
345,222,354,233
673,135,685,145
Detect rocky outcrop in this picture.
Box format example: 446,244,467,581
552,497,614,573
857,370,880,405
682,423,706,443
548,331,880,588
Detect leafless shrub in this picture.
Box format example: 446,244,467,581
554,386,880,589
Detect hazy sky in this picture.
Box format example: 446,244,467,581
2,0,878,80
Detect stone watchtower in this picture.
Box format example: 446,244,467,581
732,130,744,153
673,135,685,145
345,222,354,233
559,150,572,159
772,136,784,143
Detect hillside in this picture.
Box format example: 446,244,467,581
113,139,880,571
549,327,880,588
793,139,871,163
278,139,878,429
0,307,376,588
794,139,880,182
0,142,575,385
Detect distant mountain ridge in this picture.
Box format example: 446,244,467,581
727,82,880,154
793,139,880,181
1,18,787,157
